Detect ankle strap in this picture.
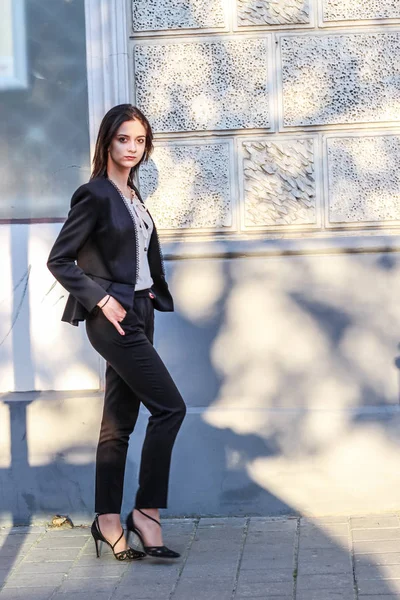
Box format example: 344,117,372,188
111,529,124,550
95,514,124,549
136,508,161,527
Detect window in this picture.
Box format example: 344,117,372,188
0,0,90,221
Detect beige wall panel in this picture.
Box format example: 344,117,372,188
139,141,234,231
237,0,310,26
322,0,400,23
132,0,226,31
240,137,318,229
134,38,272,133
281,32,400,128
326,133,400,226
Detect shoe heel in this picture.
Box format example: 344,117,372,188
93,535,101,558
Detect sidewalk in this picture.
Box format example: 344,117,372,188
1,514,400,600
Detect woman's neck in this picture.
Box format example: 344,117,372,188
106,163,131,193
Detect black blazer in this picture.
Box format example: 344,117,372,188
47,176,173,326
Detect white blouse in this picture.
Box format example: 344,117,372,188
124,195,154,291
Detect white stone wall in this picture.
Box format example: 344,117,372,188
131,0,400,234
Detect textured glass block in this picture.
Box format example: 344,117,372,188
135,39,270,133
138,143,232,230
132,0,225,31
328,135,400,224
242,139,316,227
323,0,400,22
238,0,310,26
281,33,400,127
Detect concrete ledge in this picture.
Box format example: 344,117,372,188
161,234,400,260
2,391,400,415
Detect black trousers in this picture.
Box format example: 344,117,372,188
85,291,186,513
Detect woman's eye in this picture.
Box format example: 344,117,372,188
138,138,145,144
118,137,127,143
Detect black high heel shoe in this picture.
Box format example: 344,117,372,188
126,508,180,558
91,515,145,561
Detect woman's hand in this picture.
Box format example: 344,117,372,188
97,295,126,336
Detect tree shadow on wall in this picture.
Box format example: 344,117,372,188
156,246,400,594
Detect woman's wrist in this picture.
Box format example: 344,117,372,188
98,295,110,309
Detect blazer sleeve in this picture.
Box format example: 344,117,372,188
47,184,108,312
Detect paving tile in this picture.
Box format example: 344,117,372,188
246,531,295,545
120,568,179,586
197,518,245,528
296,592,355,600
23,547,81,562
112,582,174,599
13,561,73,575
181,563,237,577
299,535,349,550
162,519,195,528
0,548,30,559
351,516,400,529
238,568,294,583
357,579,400,594
184,551,236,568
3,572,66,588
68,564,129,578
242,542,294,557
296,572,354,590
354,541,400,554
81,540,108,556
0,569,10,584
299,547,351,560
0,557,24,571
300,524,349,537
235,579,293,596
300,517,349,526
160,517,197,524
352,529,400,541
189,539,238,551
356,564,400,580
248,518,297,532
52,593,112,600
235,596,291,600
35,535,88,549
355,553,400,566
240,555,294,570
172,577,234,600
0,535,40,557
193,527,243,538
358,596,400,600
45,528,91,538
173,593,232,600
0,588,55,600
0,533,42,545
0,527,46,536
75,553,115,566
298,557,353,576
57,577,118,592
186,521,243,580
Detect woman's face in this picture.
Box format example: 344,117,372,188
108,119,147,170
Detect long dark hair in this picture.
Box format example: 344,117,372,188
91,104,154,185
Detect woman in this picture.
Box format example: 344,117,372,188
47,104,186,561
